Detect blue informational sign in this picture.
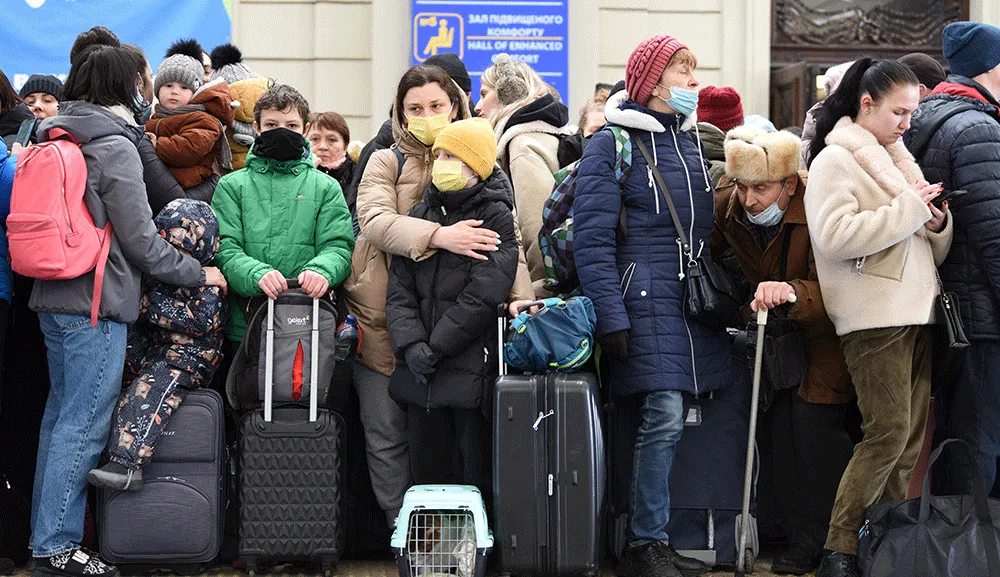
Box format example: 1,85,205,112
411,0,568,103
0,0,232,92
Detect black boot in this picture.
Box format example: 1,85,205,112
31,546,119,577
816,550,859,577
654,542,710,577
620,542,681,577
772,541,824,575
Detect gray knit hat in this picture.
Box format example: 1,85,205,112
154,54,203,96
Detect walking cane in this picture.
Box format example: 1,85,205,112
735,292,796,577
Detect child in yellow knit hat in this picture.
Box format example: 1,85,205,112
384,117,517,494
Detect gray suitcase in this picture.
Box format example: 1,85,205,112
238,284,341,576
97,387,227,571
493,309,605,576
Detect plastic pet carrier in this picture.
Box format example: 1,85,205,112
391,485,493,577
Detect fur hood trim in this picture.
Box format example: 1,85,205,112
603,90,698,133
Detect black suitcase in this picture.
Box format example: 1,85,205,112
493,309,604,576
238,288,342,576
96,387,227,571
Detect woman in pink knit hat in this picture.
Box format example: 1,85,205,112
574,35,730,577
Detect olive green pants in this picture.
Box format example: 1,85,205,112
825,325,932,555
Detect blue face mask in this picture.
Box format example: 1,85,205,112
658,84,699,117
745,180,789,228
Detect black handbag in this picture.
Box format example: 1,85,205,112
933,271,970,383
633,136,741,330
858,439,1000,577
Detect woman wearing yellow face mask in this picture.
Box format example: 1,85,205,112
385,117,519,498
343,65,533,530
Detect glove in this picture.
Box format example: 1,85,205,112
600,329,630,361
404,342,438,378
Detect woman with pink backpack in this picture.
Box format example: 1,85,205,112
20,44,226,577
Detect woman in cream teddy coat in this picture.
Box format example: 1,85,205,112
804,58,952,577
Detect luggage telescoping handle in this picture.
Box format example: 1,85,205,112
264,277,321,423
497,304,508,377
736,293,796,576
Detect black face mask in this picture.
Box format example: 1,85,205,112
253,127,307,161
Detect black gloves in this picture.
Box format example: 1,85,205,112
600,329,630,362
404,342,438,385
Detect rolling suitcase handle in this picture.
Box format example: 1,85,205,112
735,293,796,577
264,278,322,424
497,304,508,377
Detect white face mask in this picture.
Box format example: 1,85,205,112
745,180,789,228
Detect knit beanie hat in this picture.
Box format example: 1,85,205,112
154,54,204,96
154,199,220,265
899,53,946,90
210,43,255,85
491,54,530,105
432,118,497,180
943,22,1000,79
725,125,801,183
697,86,744,132
625,35,686,106
425,52,472,94
18,74,62,100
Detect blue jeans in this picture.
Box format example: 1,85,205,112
31,313,127,557
629,389,685,546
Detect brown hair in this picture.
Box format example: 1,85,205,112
0,69,20,113
307,111,350,143
577,89,610,134
254,83,309,125
393,65,469,127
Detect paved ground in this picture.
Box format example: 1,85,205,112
5,560,807,577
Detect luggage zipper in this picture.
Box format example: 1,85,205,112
859,518,869,539
855,256,865,276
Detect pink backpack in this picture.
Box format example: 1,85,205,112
8,128,113,326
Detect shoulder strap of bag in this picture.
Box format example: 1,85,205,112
779,227,792,282
632,134,690,254
89,222,113,327
392,147,405,182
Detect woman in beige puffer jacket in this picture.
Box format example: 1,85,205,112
343,64,532,525
477,54,573,296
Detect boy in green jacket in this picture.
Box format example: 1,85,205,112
212,84,355,343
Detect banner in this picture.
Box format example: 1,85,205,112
411,0,568,102
0,0,232,91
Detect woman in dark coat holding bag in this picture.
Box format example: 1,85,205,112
573,35,730,577
386,118,518,499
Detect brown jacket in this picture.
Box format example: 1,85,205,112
145,79,235,189
711,172,854,405
345,106,534,377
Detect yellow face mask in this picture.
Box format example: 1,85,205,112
406,112,451,146
432,159,471,192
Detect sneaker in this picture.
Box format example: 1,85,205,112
621,542,681,577
31,546,119,577
772,541,824,575
87,462,142,491
654,541,710,577
816,550,859,577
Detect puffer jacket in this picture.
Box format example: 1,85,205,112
0,138,14,302
29,102,203,323
213,145,355,341
386,169,519,410
496,94,572,295
904,75,1000,340
345,103,533,377
574,90,732,396
145,79,235,189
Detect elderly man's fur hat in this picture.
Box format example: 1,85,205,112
724,125,802,182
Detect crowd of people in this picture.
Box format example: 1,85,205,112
1,18,1000,577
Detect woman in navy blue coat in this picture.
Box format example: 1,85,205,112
574,35,731,577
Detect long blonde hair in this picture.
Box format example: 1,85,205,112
481,56,551,137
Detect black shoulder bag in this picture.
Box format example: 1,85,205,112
633,135,741,330
933,270,970,384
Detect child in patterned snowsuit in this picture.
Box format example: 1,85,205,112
88,199,225,491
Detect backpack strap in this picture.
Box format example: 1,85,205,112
392,147,405,182
89,222,114,327
608,126,634,239
45,127,78,145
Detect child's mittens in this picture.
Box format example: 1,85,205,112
404,342,438,385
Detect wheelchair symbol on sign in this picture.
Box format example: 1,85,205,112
413,12,464,61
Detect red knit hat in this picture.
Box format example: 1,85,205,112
625,35,687,106
697,86,744,132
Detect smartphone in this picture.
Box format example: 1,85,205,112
932,189,967,208
14,118,35,148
